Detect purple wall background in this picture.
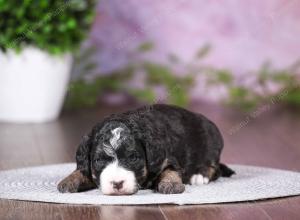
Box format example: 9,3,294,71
85,0,300,101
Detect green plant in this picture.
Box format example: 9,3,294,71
66,40,300,111
65,42,195,109
0,0,96,54
65,67,134,108
203,61,300,111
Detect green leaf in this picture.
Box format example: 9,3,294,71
195,44,211,59
144,62,174,85
216,70,233,85
67,19,77,29
129,88,156,103
43,25,52,33
281,89,300,105
229,87,249,99
271,71,292,83
168,86,189,107
64,79,101,109
0,0,96,55
137,42,154,52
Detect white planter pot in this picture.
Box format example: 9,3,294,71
0,47,72,123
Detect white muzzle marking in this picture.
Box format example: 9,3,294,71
100,160,137,195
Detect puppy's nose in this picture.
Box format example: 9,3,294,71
112,180,124,190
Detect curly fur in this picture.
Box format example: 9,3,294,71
58,104,234,195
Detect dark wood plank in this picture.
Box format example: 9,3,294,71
160,203,271,220
97,205,166,220
0,200,166,220
258,196,300,220
0,199,99,220
160,197,300,220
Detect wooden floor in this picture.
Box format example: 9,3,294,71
1,102,300,220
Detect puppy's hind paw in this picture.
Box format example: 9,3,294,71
157,182,185,194
57,178,79,193
190,174,209,185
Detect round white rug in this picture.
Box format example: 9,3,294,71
0,164,300,205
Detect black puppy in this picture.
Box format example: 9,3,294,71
58,104,234,195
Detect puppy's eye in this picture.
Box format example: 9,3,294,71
129,153,138,162
94,158,104,165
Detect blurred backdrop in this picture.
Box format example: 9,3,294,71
1,0,300,121
70,0,300,111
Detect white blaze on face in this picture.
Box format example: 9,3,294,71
103,127,124,157
110,127,123,149
100,160,137,195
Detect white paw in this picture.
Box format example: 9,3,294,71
190,174,209,185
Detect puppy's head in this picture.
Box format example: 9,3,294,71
91,122,147,195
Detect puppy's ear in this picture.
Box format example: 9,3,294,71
129,122,166,176
76,133,93,176
142,139,166,176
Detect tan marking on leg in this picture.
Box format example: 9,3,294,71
207,166,217,180
57,170,95,193
159,169,182,183
142,165,148,178
137,165,148,186
157,169,185,194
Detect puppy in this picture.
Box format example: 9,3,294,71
57,104,234,195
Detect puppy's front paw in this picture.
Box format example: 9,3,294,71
158,182,185,194
57,177,80,193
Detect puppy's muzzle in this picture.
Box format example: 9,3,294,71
100,161,138,195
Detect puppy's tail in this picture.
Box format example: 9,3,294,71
219,163,235,177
